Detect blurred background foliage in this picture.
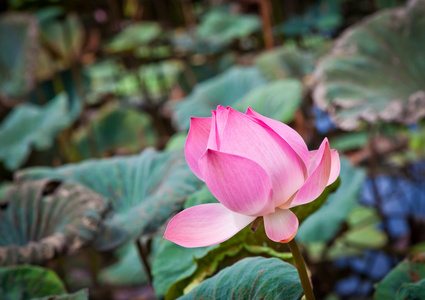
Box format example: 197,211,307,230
1,0,425,299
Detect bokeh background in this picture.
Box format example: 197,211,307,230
1,0,425,299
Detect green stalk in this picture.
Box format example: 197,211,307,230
136,238,153,284
287,239,315,300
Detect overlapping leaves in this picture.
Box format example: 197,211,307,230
0,180,107,265
179,257,303,300
0,265,89,300
313,0,425,130
18,149,202,251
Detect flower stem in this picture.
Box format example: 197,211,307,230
136,238,153,284
288,239,315,300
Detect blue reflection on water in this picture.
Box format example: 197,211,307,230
334,162,425,298
313,106,336,134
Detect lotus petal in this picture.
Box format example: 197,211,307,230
199,149,274,216
264,209,299,243
164,203,255,247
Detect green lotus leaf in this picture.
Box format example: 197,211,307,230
68,103,157,160
0,265,66,299
0,92,79,170
104,22,162,54
0,180,107,266
297,158,366,243
178,257,303,300
313,0,425,130
0,13,38,102
172,66,267,131
234,79,303,123
33,289,89,300
374,259,425,300
256,43,331,82
17,149,202,251
196,8,260,49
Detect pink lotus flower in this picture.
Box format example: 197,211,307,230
164,106,340,247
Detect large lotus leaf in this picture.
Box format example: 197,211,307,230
0,92,79,170
68,103,157,160
234,79,302,123
172,66,267,131
0,265,66,299
196,9,260,48
104,22,162,54
17,149,202,251
297,158,366,243
374,259,425,300
0,13,38,102
256,43,331,82
0,180,107,266
313,0,425,130
179,257,303,300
